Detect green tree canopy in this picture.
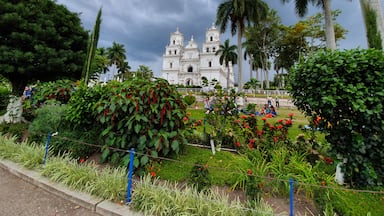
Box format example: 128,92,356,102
0,0,88,93
289,49,384,187
216,0,268,90
215,39,238,88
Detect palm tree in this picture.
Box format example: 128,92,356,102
107,42,126,80
215,39,238,88
281,0,338,49
244,9,281,89
216,0,268,90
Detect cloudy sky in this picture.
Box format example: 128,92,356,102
56,0,377,82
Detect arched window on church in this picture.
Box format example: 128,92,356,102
206,47,209,53
173,40,175,45
174,50,177,55
212,47,216,52
186,79,193,86
210,36,213,41
168,50,171,55
188,66,193,72
208,61,212,67
170,62,173,68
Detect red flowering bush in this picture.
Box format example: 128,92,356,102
230,113,295,155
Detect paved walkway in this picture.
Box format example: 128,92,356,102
0,160,142,216
0,167,99,216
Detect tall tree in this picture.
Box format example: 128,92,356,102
361,0,383,49
216,0,268,90
281,0,339,50
82,7,102,85
0,0,88,92
107,42,126,80
135,65,153,79
244,9,282,89
215,39,238,88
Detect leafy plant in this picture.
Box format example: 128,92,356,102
189,161,211,192
0,122,28,143
31,79,76,107
183,94,196,106
289,49,384,187
94,78,187,172
28,105,67,143
0,86,10,116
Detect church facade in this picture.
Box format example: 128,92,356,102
161,24,234,88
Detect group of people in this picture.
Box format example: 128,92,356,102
202,95,280,117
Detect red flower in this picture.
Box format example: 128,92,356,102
257,130,263,136
277,125,283,129
273,137,278,143
247,169,253,176
266,113,273,118
288,113,294,117
270,126,275,130
261,117,267,121
278,119,283,123
234,119,241,124
235,141,241,147
250,114,256,117
325,157,333,164
247,143,254,149
285,119,292,126
321,181,326,187
187,112,191,116
240,115,248,119
249,138,255,143
204,164,209,169
151,171,156,177
79,158,85,163
183,116,189,122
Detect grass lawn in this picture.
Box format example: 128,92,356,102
154,145,250,187
156,106,322,186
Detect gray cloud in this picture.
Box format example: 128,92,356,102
56,0,375,79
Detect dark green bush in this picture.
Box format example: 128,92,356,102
289,49,384,187
0,87,10,116
49,125,100,159
183,95,196,106
189,160,211,192
0,122,28,142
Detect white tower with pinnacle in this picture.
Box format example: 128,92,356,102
161,24,234,88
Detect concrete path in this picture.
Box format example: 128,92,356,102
0,167,99,216
0,160,142,216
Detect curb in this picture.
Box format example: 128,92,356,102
0,160,142,216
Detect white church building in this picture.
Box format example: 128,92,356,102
161,24,234,88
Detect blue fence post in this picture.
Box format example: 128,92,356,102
126,148,135,204
43,132,51,165
289,178,294,216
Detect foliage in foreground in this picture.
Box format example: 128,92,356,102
133,175,274,216
1,134,384,215
290,48,384,187
93,79,187,172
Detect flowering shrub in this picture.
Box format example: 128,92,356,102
289,49,384,187
231,113,294,156
189,161,211,192
94,78,187,173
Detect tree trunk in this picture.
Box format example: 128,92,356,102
323,0,337,49
249,55,253,79
237,27,243,90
